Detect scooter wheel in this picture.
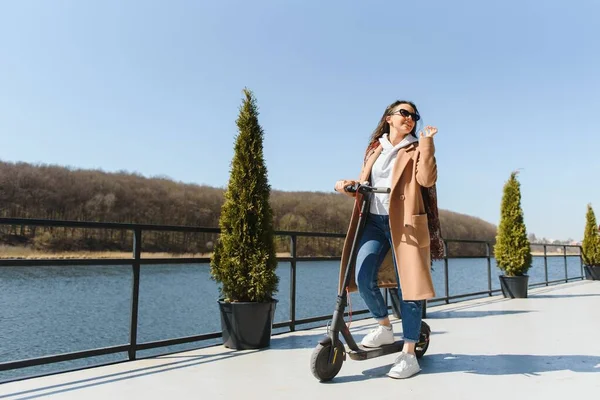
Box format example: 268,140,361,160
415,321,431,359
310,341,345,382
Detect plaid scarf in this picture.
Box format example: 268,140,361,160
421,185,444,260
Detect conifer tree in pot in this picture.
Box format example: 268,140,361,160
582,204,600,280
210,88,279,349
494,171,532,298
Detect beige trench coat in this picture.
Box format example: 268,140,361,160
338,136,437,300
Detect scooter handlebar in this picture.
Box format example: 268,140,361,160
343,182,390,194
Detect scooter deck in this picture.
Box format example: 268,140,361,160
347,340,404,361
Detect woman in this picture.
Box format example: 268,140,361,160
334,100,441,379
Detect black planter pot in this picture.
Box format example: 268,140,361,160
584,265,600,280
218,299,278,350
499,275,529,298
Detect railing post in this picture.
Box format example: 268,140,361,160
543,245,548,286
443,241,449,304
580,246,584,279
289,235,297,332
563,245,568,283
486,242,492,296
129,228,142,361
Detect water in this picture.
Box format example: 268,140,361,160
0,256,583,382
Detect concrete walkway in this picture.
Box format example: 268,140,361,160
1,281,599,399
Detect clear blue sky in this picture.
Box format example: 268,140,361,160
1,0,598,241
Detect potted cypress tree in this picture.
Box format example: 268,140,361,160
582,204,600,280
210,88,279,349
494,171,532,298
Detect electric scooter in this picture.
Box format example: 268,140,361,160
310,183,431,382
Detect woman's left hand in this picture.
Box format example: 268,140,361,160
419,125,438,138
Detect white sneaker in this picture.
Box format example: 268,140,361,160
387,352,421,379
360,325,394,348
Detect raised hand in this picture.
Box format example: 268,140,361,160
419,125,438,138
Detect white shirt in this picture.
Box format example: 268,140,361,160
369,134,418,215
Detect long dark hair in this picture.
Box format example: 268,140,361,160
365,100,420,155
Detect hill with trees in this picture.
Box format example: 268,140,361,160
0,160,498,257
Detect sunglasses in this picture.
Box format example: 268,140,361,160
391,109,420,121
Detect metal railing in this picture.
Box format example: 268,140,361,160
0,217,584,376
431,239,584,304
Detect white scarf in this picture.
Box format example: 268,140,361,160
369,134,418,215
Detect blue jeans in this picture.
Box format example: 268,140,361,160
355,213,423,342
